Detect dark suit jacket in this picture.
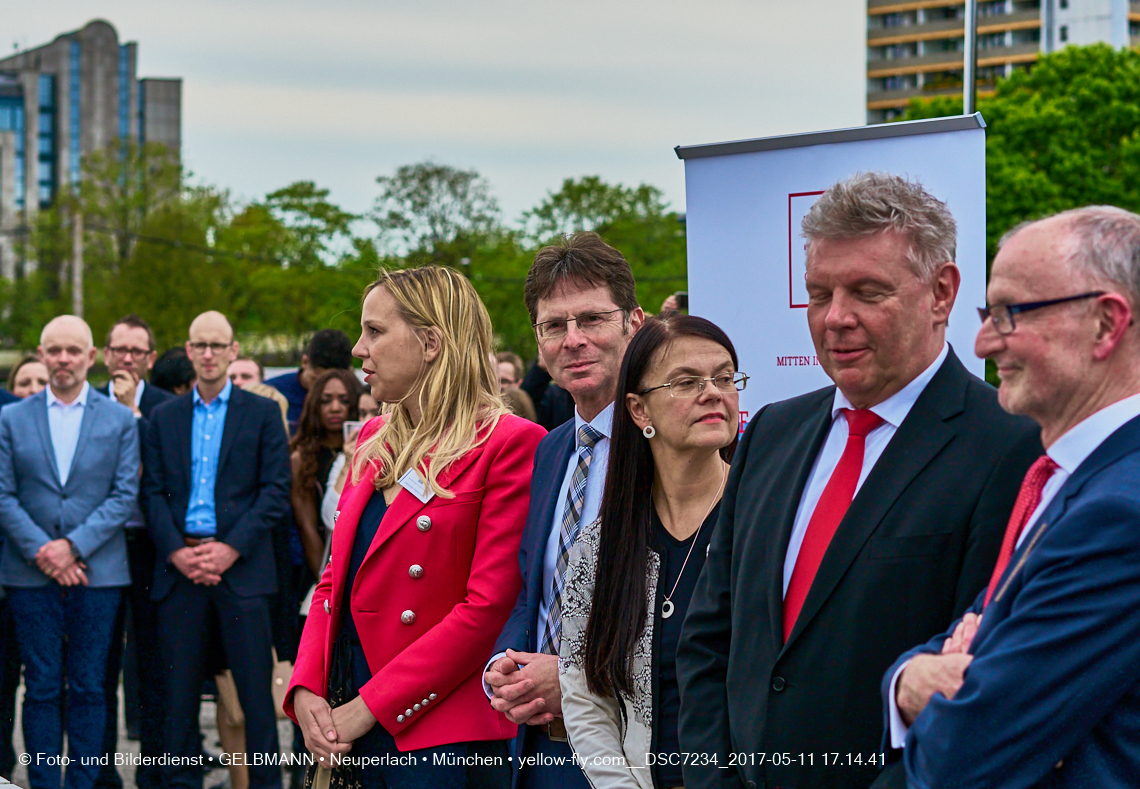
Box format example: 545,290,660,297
142,385,291,599
492,418,578,761
97,380,174,421
676,349,1042,789
882,413,1140,789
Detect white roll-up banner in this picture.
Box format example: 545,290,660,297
677,114,987,431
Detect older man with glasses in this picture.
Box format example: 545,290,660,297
143,311,291,789
879,206,1140,789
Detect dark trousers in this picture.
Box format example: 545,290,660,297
0,596,21,778
158,576,281,789
516,729,590,789
98,530,164,789
7,585,121,789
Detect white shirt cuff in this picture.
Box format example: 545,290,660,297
888,659,913,749
483,652,508,700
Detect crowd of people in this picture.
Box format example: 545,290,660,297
0,170,1137,789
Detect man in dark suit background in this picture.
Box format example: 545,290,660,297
144,310,291,789
484,232,644,788
882,206,1140,788
677,172,1041,789
95,314,172,789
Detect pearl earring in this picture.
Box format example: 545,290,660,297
642,425,656,439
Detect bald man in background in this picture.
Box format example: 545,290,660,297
143,311,291,789
0,315,139,789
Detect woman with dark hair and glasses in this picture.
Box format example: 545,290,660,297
559,314,746,789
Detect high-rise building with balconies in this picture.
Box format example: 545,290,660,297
0,19,180,278
867,0,1138,123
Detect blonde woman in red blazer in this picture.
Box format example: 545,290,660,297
285,266,546,789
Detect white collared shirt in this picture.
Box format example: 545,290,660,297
888,390,1140,748
46,381,90,487
134,379,145,408
783,344,949,596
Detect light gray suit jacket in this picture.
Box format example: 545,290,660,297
0,387,139,588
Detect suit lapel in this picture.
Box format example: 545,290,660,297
782,352,968,651
359,438,489,570
31,393,61,488
64,397,99,490
764,392,835,653
217,388,243,476
991,412,1140,606
175,396,194,489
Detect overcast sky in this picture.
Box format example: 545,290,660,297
8,1,865,223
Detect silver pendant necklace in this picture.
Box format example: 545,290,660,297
661,464,726,619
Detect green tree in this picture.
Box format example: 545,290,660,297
901,44,1140,259
373,162,500,256
522,176,670,242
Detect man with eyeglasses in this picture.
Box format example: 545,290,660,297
677,173,1041,789
485,231,644,789
143,311,291,789
94,314,173,789
877,206,1140,789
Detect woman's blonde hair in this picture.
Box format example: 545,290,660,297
351,265,509,498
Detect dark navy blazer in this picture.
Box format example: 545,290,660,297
142,385,291,600
492,418,577,757
883,412,1140,789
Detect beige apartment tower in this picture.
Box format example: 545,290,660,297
0,19,181,278
867,0,1140,123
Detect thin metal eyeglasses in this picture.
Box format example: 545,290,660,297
533,308,625,342
977,291,1105,335
640,372,749,398
106,346,152,358
188,342,233,355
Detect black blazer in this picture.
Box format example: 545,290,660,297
97,380,175,437
142,385,291,600
676,349,1042,789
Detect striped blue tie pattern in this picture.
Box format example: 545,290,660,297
539,423,604,655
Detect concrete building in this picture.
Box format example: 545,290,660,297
867,0,1140,123
0,19,180,277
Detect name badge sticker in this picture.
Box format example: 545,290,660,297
398,468,435,504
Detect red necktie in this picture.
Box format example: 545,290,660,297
784,408,884,642
983,455,1059,608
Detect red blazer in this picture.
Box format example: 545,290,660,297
284,413,545,751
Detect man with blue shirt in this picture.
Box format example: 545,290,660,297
485,232,644,789
0,315,139,789
144,311,291,789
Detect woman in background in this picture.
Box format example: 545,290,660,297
8,356,48,398
560,315,745,789
286,265,545,788
321,389,381,533
290,370,359,577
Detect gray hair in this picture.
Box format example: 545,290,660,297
801,172,957,281
1001,206,1140,307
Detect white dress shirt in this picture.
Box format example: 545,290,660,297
46,382,90,487
783,344,949,596
888,390,1140,748
483,402,614,698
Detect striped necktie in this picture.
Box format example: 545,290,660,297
539,423,604,655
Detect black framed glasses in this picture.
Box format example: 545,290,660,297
188,342,233,355
106,346,152,358
977,291,1105,335
533,308,625,342
640,372,749,398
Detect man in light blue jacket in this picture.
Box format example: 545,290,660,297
0,314,138,789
